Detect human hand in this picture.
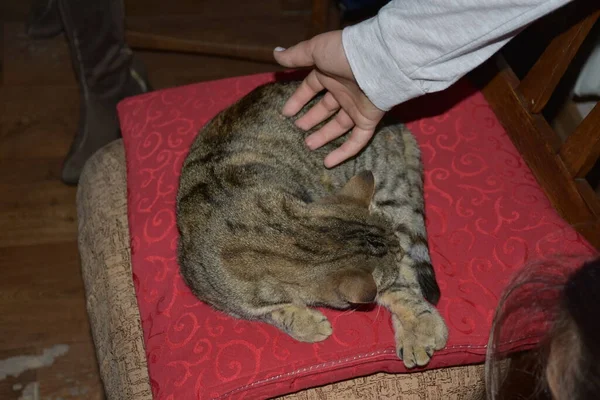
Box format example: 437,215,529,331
273,30,385,168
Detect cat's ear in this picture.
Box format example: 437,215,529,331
337,270,377,304
331,170,375,208
314,170,375,208
339,170,375,207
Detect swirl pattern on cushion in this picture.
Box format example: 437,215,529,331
117,72,594,399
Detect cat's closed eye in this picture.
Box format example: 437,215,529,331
366,236,388,256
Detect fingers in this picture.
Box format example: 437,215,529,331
273,34,376,168
323,126,375,168
305,109,354,149
273,41,315,68
282,70,324,117
295,92,340,130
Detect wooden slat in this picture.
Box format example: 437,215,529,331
126,31,278,63
125,15,312,64
576,178,600,218
123,0,287,18
518,4,600,113
559,102,600,178
474,57,599,248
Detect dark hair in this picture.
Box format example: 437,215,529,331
557,257,600,399
485,255,600,400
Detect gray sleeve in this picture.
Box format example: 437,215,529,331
342,0,572,110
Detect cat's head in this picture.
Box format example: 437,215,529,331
291,170,400,309
220,170,400,309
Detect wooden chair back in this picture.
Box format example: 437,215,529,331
475,1,600,248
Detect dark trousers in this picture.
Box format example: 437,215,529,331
27,0,150,184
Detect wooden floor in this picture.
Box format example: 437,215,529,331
0,2,292,398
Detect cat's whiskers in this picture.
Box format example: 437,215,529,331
340,307,358,317
373,304,382,323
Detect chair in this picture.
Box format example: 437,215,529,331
75,2,600,399
473,0,600,249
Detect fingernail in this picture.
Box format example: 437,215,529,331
274,47,286,52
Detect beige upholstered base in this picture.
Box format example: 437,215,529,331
76,140,486,400
77,141,153,400
280,366,486,400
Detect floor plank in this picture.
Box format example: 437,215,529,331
0,85,78,159
0,206,77,248
0,242,89,350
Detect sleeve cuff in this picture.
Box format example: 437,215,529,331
342,18,425,111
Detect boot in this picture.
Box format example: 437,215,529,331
26,0,63,39
57,0,151,185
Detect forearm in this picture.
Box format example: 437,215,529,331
342,0,572,110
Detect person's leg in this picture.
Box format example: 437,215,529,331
26,0,63,39
29,0,151,185
58,0,152,185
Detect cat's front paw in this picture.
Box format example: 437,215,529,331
393,308,448,369
270,306,333,343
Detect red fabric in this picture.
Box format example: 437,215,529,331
117,72,595,400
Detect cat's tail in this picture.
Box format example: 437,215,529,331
413,258,441,305
400,128,441,305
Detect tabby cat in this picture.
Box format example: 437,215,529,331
176,81,448,368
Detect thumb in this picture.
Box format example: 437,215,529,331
273,40,315,68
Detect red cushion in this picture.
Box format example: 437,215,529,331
117,72,594,399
